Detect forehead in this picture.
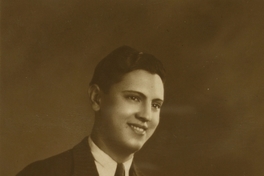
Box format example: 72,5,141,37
110,70,164,100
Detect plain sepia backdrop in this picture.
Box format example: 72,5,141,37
1,0,264,175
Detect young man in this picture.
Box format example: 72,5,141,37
17,45,166,176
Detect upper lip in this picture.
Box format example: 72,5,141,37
128,123,148,130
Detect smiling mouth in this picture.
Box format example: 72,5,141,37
128,124,147,135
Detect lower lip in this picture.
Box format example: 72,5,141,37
129,125,146,135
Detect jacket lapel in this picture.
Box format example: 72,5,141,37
72,137,99,176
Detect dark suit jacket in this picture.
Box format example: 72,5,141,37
17,137,144,176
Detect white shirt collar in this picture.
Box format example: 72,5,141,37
88,137,134,176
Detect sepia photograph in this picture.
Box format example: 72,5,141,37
1,0,264,176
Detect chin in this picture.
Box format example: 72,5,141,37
124,140,146,153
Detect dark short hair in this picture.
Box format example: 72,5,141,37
90,45,166,92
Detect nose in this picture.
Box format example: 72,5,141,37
135,102,152,122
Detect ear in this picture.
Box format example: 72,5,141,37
88,84,102,111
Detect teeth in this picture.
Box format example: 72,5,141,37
132,125,144,131
130,125,146,134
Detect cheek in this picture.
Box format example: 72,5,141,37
112,98,137,116
150,115,160,128
101,98,127,116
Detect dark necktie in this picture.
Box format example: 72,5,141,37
115,163,125,176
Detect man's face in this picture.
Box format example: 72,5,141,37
97,69,164,153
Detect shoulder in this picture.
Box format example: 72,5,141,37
17,149,73,176
17,137,91,176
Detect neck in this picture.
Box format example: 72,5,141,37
90,127,134,163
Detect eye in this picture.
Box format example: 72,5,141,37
127,96,141,102
152,103,161,110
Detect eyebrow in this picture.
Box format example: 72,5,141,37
122,90,164,103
